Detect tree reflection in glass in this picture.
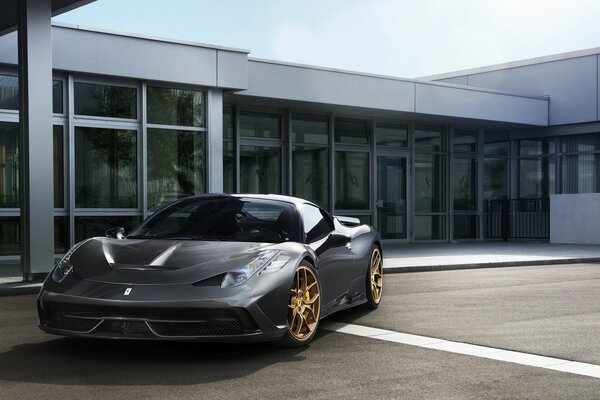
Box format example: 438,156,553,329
147,87,205,127
75,127,137,208
147,129,205,211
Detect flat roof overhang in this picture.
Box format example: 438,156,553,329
0,24,250,90
234,59,549,127
0,0,96,35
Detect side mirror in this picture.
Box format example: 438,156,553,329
105,227,125,240
327,232,351,247
316,232,352,256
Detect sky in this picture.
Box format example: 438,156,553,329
53,0,600,78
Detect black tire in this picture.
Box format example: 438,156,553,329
363,246,383,309
273,261,321,347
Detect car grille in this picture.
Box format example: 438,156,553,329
148,320,244,336
96,320,152,336
47,314,100,333
41,302,256,337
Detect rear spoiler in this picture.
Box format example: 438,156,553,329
334,215,361,227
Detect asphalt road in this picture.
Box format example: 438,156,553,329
1,264,600,399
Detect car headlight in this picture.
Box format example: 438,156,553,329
52,239,90,283
221,249,287,288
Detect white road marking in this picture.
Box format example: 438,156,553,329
321,321,600,379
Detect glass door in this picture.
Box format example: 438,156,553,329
376,155,408,240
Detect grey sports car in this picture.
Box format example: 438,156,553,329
38,194,383,346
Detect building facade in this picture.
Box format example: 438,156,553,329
1,23,600,272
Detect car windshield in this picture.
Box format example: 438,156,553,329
128,196,299,243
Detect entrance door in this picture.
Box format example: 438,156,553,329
376,156,408,240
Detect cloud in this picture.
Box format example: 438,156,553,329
269,0,600,78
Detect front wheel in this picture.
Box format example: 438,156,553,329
363,246,383,309
273,262,321,347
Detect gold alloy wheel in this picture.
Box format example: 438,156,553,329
287,265,320,341
370,248,383,303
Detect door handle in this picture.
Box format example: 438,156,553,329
345,242,352,251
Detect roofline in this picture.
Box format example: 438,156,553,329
0,0,97,36
248,57,549,101
51,21,251,54
419,46,600,81
52,0,97,17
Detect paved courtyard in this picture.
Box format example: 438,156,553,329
1,263,600,399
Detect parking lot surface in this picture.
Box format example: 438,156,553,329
1,264,599,399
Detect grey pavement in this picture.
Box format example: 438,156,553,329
382,242,600,271
2,264,600,399
334,262,600,365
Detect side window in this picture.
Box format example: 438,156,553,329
302,204,333,243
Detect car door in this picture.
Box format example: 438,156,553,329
300,203,355,313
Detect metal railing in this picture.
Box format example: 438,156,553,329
484,198,550,240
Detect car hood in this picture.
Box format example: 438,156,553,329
69,237,281,285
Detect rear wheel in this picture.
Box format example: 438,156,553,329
274,262,321,347
364,247,383,309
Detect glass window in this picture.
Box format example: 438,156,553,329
52,80,63,114
0,123,63,209
240,145,281,194
223,107,234,140
74,82,137,119
376,122,408,148
0,122,19,208
415,125,445,152
519,158,555,198
414,215,446,240
292,114,329,145
147,128,206,211
484,158,508,200
335,119,369,145
54,216,68,254
484,141,509,157
53,126,64,208
562,154,600,193
335,151,369,210
0,76,63,112
147,86,205,127
519,138,555,156
561,133,600,153
129,197,299,243
292,146,329,209
454,215,478,239
415,153,446,212
75,127,137,208
453,130,477,152
301,204,332,243
0,74,18,110
223,140,235,194
0,216,19,256
240,112,280,139
223,107,235,193
377,156,407,240
75,216,141,242
453,158,477,211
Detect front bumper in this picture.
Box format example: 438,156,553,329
37,278,289,343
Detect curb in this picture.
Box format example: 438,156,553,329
0,283,42,297
383,257,600,273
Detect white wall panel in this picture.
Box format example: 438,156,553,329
416,83,548,126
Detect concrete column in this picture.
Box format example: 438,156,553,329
207,89,223,193
18,0,54,280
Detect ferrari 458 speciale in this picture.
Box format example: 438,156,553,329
38,194,383,346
